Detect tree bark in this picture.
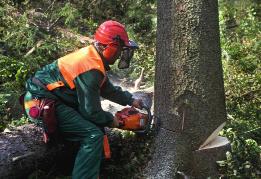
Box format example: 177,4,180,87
143,0,228,178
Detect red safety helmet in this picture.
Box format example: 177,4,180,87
94,20,131,47
94,20,139,69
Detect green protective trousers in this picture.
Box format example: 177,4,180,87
56,103,103,179
25,92,103,179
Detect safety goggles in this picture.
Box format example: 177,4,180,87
118,40,139,69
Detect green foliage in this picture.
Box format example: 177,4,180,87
9,115,29,127
58,3,80,28
0,1,81,88
218,128,261,178
220,0,260,137
0,93,11,131
218,0,261,177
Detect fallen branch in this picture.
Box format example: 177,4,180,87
24,40,44,58
134,67,145,90
12,152,35,162
47,16,63,31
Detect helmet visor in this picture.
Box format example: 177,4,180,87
118,40,138,69
118,48,134,69
127,40,139,48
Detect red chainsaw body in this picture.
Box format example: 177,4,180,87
116,107,148,131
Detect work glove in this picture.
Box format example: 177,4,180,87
132,99,143,109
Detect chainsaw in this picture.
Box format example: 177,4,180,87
115,92,153,134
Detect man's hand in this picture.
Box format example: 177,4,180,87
111,116,119,128
132,99,143,109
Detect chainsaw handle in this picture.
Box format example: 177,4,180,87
132,98,144,110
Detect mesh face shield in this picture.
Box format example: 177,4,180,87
118,40,139,69
118,48,135,69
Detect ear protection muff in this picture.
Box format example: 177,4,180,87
102,43,119,62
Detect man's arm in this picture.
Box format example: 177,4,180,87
74,70,114,127
100,76,134,106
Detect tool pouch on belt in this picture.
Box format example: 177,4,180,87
23,97,57,143
41,99,57,135
36,98,57,143
35,98,57,143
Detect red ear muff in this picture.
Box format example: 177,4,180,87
103,44,119,62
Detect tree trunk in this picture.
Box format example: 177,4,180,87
143,0,229,178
